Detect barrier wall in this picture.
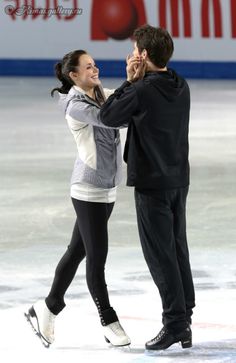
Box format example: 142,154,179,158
1,0,236,78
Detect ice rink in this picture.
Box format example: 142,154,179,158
0,77,236,362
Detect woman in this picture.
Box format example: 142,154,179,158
25,50,130,348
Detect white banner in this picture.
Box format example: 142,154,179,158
0,0,236,61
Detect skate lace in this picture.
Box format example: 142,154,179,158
45,311,55,332
151,328,166,343
110,322,125,336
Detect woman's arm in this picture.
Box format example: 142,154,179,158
67,94,127,129
67,97,117,129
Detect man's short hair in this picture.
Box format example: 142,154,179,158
133,25,174,68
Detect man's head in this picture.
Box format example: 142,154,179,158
132,25,174,69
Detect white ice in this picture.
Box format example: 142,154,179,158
0,78,236,362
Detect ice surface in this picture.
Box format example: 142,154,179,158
0,78,236,362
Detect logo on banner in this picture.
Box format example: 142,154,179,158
91,0,146,40
91,0,236,39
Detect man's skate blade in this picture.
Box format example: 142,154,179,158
24,312,50,348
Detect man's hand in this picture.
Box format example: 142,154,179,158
126,55,146,83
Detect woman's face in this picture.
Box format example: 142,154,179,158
73,54,101,90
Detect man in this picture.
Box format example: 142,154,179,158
99,25,195,350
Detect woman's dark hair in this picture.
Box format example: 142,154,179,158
133,25,174,68
51,50,87,97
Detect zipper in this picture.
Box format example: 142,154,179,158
113,130,120,185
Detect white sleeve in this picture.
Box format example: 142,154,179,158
67,97,117,129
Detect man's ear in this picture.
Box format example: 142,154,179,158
141,49,148,60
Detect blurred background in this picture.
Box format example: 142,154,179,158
1,0,236,78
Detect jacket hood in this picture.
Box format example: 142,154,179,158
58,86,85,114
145,69,187,102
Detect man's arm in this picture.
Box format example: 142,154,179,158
99,81,139,128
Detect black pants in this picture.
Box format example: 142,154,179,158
135,187,195,333
45,198,118,326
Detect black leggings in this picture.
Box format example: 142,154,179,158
45,198,118,326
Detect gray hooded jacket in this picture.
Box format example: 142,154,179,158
59,85,122,189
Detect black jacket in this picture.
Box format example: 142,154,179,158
100,70,190,191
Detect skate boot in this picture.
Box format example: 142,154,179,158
24,300,56,348
103,321,131,347
145,325,192,350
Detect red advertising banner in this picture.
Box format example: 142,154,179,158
4,0,236,38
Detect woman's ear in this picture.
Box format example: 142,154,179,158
69,71,77,82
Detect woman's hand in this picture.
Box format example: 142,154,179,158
126,55,146,83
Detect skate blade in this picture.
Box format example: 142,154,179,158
105,337,131,350
109,344,131,352
24,311,50,348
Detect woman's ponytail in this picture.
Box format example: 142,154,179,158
51,62,73,97
51,50,87,97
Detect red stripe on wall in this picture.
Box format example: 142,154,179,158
183,0,192,37
171,0,180,37
231,0,236,37
213,0,222,37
